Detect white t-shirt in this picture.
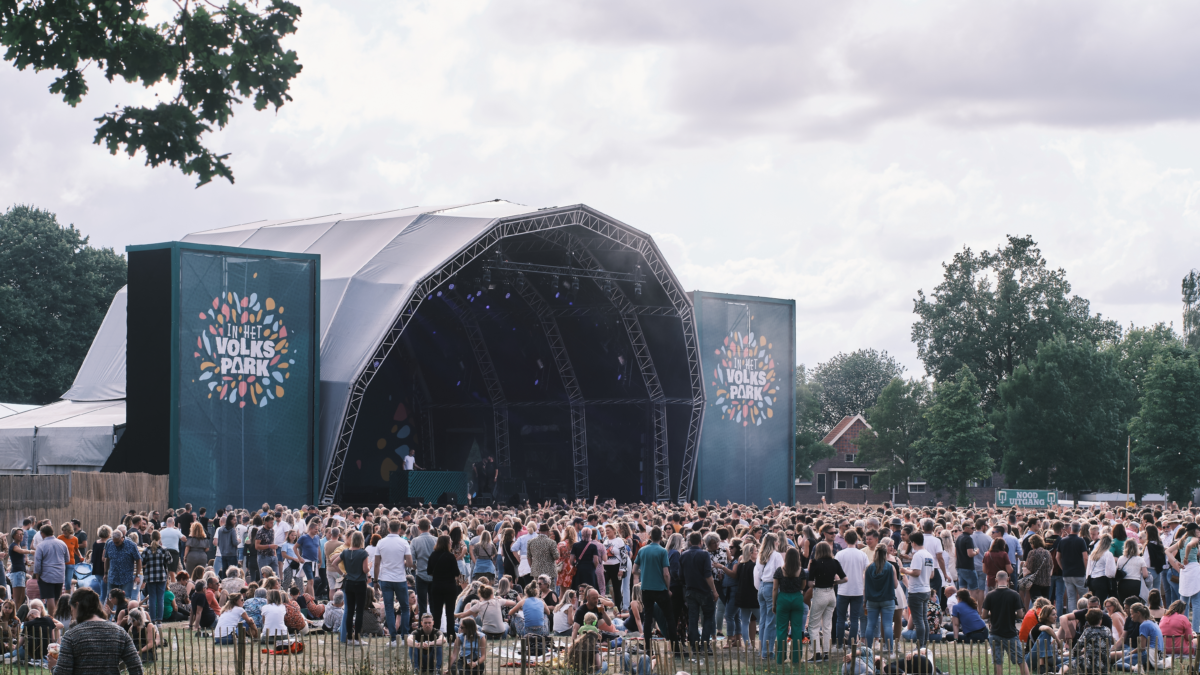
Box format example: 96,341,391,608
376,534,412,582
235,524,248,550
160,527,183,551
262,603,288,636
923,534,944,573
274,520,292,546
835,547,870,596
757,551,785,589
215,607,249,638
604,537,625,565
404,455,416,471
909,549,935,593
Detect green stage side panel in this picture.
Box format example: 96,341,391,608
127,242,319,509
693,292,795,505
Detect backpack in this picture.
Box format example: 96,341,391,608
523,633,549,657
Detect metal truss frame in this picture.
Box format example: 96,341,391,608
532,229,673,501
320,205,704,504
515,277,589,499
441,293,511,480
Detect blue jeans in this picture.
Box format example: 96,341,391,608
835,594,864,649
1161,570,1180,607
1063,576,1087,614
146,581,167,623
109,579,135,601
259,555,279,578
1186,590,1200,633
720,586,741,638
864,600,895,650
1051,575,1064,616
739,607,759,645
908,591,929,647
416,577,431,616
380,580,410,639
758,582,775,657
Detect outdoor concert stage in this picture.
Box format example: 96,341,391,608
93,202,795,507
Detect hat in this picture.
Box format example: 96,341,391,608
891,518,902,527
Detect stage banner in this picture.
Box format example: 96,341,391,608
995,489,1058,508
692,292,796,505
127,242,319,509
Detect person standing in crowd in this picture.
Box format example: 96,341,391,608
141,531,172,625
33,525,69,619
680,531,718,655
298,520,322,597
374,518,413,647
633,526,675,652
981,571,1029,675
411,519,437,616
771,547,806,666
54,588,143,675
216,515,239,580
338,531,371,646
903,532,935,648
862,545,897,653
426,534,462,636
1056,522,1090,613
9,527,31,607
158,517,182,573
833,529,868,651
182,522,211,577
255,515,281,578
57,523,81,592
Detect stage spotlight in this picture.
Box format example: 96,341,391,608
568,276,579,302
482,267,491,285
632,264,644,299
549,274,560,298
515,272,527,291
474,277,484,296
602,278,613,295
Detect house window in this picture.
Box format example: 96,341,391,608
852,475,870,489
816,473,826,493
909,482,927,493
845,453,855,463
797,476,812,486
968,477,993,488
837,479,848,490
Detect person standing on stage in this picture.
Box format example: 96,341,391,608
405,448,423,472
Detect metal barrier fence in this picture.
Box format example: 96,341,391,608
3,628,1198,675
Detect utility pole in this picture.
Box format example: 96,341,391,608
1127,435,1132,503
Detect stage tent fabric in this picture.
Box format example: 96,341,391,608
0,400,125,474
0,404,41,420
53,201,707,501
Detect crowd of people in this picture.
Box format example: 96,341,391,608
3,494,1200,674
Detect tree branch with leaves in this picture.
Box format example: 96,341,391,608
1,0,302,186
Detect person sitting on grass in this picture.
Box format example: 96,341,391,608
322,591,345,633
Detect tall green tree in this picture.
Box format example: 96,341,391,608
794,364,833,480
1184,271,1200,351
1109,323,1182,499
1129,349,1200,502
912,235,1120,413
810,348,905,432
856,377,930,500
0,205,126,403
915,366,994,505
995,336,1132,498
1,0,303,186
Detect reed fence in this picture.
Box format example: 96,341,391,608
0,472,167,536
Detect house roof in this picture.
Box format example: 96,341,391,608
820,414,871,446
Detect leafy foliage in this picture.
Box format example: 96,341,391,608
994,336,1132,497
810,348,905,433
856,377,929,497
794,364,833,480
914,366,994,505
0,0,303,186
1129,348,1200,502
0,205,127,404
1183,271,1200,351
912,235,1120,412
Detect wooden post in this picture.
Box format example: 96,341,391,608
236,623,246,675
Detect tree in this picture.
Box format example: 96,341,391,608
794,364,833,480
912,235,1120,412
0,205,127,403
914,366,994,505
810,348,905,432
856,377,930,501
1,0,303,186
1109,323,1182,499
995,336,1132,498
1129,349,1200,502
1184,271,1200,351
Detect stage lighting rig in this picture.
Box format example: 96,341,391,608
515,272,527,291
632,264,644,299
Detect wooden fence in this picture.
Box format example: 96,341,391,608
0,471,167,537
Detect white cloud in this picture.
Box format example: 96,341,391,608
1,0,1199,375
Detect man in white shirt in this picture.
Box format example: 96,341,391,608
834,530,869,649
404,448,422,472
904,532,936,647
921,519,946,602
274,516,292,546
160,517,183,572
374,520,414,646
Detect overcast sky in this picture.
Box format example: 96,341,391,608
3,0,1199,374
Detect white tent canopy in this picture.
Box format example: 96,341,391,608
62,286,127,401
0,400,125,474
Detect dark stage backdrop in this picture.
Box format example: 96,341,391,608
693,292,795,505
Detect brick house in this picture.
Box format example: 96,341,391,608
794,414,1005,505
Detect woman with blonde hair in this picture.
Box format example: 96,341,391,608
183,521,211,576
756,532,783,660
127,608,158,663
1087,534,1116,601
